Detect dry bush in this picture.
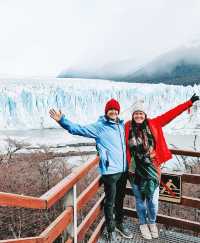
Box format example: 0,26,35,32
1,137,31,163
0,147,101,242
169,135,200,172
0,148,71,240
1,142,199,241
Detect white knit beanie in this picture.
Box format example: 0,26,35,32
131,100,146,114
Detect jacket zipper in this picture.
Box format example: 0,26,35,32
106,150,109,169
117,123,125,172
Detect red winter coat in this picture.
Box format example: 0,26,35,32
125,100,192,171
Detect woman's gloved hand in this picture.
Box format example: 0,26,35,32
190,93,199,104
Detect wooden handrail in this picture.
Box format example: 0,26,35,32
0,157,100,242
126,187,200,208
77,175,102,211
0,192,46,209
0,207,73,243
39,207,73,243
181,196,200,208
65,238,73,243
170,149,200,157
124,208,200,233
88,218,105,243
0,238,43,243
0,157,99,209
182,173,200,184
77,194,104,242
0,149,200,210
40,157,99,208
0,149,200,242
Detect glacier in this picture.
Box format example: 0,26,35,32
0,78,200,134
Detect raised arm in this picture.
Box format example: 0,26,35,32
49,109,99,139
151,94,199,127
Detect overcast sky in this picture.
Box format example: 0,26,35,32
0,0,200,77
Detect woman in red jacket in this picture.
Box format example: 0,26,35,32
125,94,199,240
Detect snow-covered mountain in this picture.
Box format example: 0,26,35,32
58,43,200,85
125,44,200,85
58,58,139,81
0,78,199,134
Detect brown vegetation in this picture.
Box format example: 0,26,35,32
0,149,71,240
0,145,200,241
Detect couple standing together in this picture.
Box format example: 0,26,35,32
49,94,199,241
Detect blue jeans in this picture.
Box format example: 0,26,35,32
132,183,159,225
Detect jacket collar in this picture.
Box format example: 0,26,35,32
99,115,124,124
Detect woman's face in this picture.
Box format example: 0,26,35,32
132,111,146,124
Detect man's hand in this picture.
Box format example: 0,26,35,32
190,93,199,104
49,109,63,122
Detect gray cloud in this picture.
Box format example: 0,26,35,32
0,0,200,77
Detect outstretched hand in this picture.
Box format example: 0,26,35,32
190,93,199,104
49,109,63,122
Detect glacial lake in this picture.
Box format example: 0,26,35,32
0,128,199,171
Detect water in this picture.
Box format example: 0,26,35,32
0,128,199,171
0,128,199,149
0,128,91,149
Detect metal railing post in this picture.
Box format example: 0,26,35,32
73,184,77,243
62,184,77,243
61,184,77,242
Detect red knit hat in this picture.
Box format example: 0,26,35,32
105,99,120,114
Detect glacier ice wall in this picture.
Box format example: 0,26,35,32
0,78,199,134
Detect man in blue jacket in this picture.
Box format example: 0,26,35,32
49,99,132,240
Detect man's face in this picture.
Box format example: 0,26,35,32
106,109,119,121
132,111,146,124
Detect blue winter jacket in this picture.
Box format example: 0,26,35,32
58,115,127,175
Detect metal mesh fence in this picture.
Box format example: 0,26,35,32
99,217,200,243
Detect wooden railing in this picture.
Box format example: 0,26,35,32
125,148,200,233
0,157,103,243
0,149,200,242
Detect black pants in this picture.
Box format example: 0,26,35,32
102,172,128,233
